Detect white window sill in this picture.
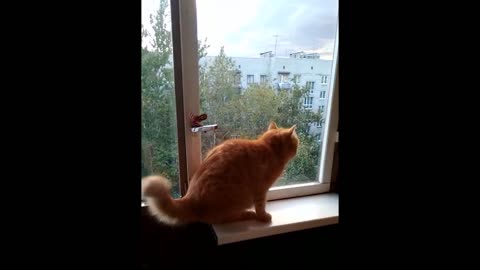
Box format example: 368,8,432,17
213,193,338,245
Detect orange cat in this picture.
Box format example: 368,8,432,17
142,122,299,225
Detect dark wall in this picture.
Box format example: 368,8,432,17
141,208,338,268
331,141,340,193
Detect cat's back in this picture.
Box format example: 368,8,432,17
205,138,269,163
191,138,272,182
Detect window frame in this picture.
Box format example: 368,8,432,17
169,0,338,200
303,96,314,109
247,74,255,84
321,75,328,84
320,90,327,99
260,74,268,84
306,81,315,93
293,74,301,84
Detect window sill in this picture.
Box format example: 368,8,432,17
213,192,338,245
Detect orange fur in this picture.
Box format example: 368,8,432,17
142,122,299,225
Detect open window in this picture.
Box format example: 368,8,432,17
141,0,338,203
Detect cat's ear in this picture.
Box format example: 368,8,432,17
268,121,278,130
288,124,297,136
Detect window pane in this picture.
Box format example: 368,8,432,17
196,0,338,187
141,0,180,198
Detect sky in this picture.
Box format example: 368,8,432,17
142,0,338,60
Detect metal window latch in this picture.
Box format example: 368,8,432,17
190,113,218,133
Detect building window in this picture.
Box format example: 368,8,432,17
303,97,313,109
293,74,301,84
320,91,326,99
235,72,241,84
321,75,328,84
306,81,315,93
260,75,267,83
279,74,289,83
247,74,254,84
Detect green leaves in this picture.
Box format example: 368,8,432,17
141,0,179,197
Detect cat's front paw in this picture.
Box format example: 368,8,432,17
240,210,258,220
256,212,272,223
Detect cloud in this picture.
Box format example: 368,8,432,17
198,0,338,58
142,0,338,59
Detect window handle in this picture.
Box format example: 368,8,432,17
190,113,218,133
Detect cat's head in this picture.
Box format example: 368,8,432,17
260,121,299,159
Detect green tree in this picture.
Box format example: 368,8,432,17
275,84,323,184
141,0,209,198
226,84,281,138
201,46,240,120
141,0,178,195
200,46,241,151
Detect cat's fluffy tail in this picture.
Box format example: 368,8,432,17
142,175,192,226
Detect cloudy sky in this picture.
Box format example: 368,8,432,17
142,0,338,59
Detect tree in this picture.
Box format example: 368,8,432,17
141,0,178,197
200,46,240,123
141,0,209,198
225,84,281,138
275,85,323,184
200,46,241,151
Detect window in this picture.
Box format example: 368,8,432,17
320,91,326,99
247,74,254,84
279,73,289,83
306,81,315,93
293,74,301,84
317,105,325,128
303,96,313,109
142,0,338,201
234,72,241,84
321,75,328,84
260,75,267,84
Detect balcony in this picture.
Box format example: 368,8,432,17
277,82,292,89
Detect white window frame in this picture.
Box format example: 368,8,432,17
247,74,254,84
320,90,326,99
171,0,338,200
321,75,328,85
306,81,315,93
303,96,314,109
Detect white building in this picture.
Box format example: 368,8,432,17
200,51,334,139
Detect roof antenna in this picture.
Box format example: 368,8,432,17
273,34,279,57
